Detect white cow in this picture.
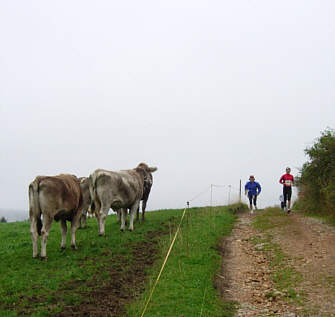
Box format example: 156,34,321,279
89,163,157,235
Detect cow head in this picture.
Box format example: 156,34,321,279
136,162,157,174
135,163,157,191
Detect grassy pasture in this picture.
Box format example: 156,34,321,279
0,205,242,316
128,205,240,317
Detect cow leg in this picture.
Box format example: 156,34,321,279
40,215,53,259
70,209,84,249
93,200,101,233
98,205,109,236
30,217,39,258
88,203,95,218
129,201,140,231
116,208,127,224
60,220,67,250
80,213,87,229
142,200,147,222
83,213,87,228
116,209,121,223
70,222,79,250
136,204,140,222
120,208,127,231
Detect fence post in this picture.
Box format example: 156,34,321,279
228,185,231,205
239,179,241,202
210,184,213,206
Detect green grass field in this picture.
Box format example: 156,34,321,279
0,205,242,316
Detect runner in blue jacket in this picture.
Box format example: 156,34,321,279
245,175,261,214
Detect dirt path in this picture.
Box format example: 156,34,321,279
220,209,335,317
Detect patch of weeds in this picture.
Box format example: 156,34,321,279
253,207,291,231
264,290,277,301
250,235,267,245
227,203,249,214
251,234,274,250
221,300,239,317
285,287,298,299
0,310,17,317
270,245,289,267
64,295,80,306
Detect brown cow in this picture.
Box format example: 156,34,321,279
89,163,157,235
28,174,87,259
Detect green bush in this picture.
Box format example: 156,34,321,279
295,128,335,216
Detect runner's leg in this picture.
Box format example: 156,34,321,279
287,187,292,213
283,187,288,211
248,194,253,214
253,195,257,209
248,194,252,210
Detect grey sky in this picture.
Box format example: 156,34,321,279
1,1,334,219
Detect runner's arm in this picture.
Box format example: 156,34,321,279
244,183,248,195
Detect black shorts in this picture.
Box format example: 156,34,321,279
248,194,257,205
283,186,292,201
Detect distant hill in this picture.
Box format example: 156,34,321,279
0,209,28,222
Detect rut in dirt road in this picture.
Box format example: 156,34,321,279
219,209,335,317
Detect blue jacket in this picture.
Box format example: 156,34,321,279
245,181,261,196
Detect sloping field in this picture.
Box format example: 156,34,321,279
0,205,242,316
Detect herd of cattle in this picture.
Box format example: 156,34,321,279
28,162,158,259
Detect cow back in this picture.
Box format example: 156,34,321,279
37,174,83,220
93,169,143,209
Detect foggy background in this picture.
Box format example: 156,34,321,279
1,1,334,221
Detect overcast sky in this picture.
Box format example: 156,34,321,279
1,1,334,220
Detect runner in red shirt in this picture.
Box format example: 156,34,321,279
279,167,294,213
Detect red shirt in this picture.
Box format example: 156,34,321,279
279,174,294,187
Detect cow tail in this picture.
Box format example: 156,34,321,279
88,174,97,214
29,180,42,236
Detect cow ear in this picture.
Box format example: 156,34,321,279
149,166,157,173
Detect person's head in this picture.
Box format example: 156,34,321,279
249,175,255,182
286,167,291,174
